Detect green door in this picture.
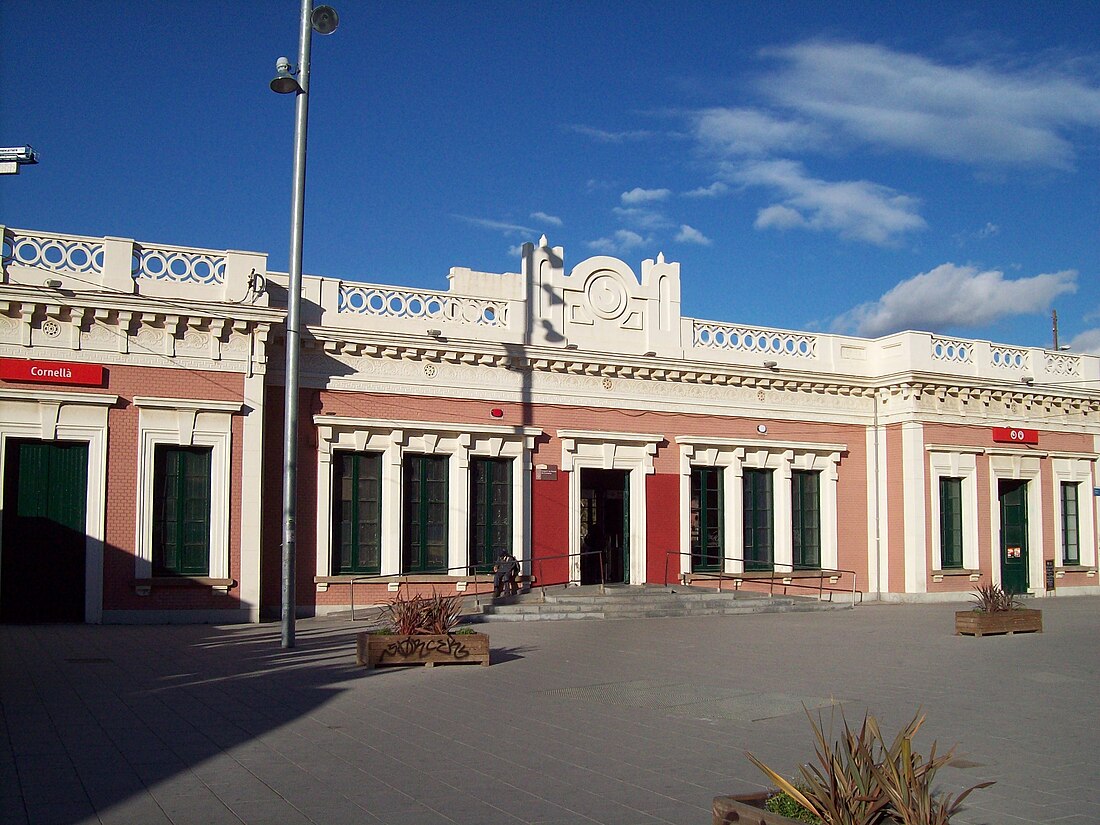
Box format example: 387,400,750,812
743,468,774,571
691,467,724,571
2,439,89,622
402,454,448,573
999,479,1029,594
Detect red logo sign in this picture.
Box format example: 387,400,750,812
992,427,1038,445
0,359,104,387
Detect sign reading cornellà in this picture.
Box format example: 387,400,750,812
992,427,1039,445
0,358,104,387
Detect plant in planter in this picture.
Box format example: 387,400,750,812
355,591,490,668
713,710,992,825
954,583,1042,637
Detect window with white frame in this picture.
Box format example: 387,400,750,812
676,438,844,578
1060,481,1080,566
938,477,964,570
313,418,539,582
927,450,979,572
332,450,382,575
152,444,212,576
134,397,238,581
1051,456,1095,569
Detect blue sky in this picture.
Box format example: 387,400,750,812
3,1,1100,352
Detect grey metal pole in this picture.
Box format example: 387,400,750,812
281,0,314,649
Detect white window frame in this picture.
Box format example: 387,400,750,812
1052,456,1096,568
928,450,980,572
314,417,540,583
676,437,844,578
134,397,239,584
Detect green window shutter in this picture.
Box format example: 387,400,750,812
792,470,821,569
333,452,382,574
743,468,773,572
690,467,723,571
1061,482,1080,566
153,445,211,576
470,458,512,572
939,477,964,569
402,455,449,573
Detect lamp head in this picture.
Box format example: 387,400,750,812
270,57,303,94
311,5,339,35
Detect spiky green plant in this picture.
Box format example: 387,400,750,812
382,591,465,635
424,591,464,634
864,716,993,825
747,710,993,825
970,583,1019,613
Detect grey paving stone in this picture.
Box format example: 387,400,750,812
3,597,1099,825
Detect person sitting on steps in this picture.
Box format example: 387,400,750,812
492,549,519,597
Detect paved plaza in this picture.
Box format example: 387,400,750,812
2,596,1098,825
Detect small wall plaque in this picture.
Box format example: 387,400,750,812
535,465,558,481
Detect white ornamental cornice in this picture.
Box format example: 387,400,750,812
300,328,880,400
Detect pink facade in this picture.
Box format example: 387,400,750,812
1,226,1098,623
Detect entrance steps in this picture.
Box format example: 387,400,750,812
466,584,852,623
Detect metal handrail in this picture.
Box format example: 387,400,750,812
349,560,513,621
662,550,862,603
347,549,611,619
532,549,607,602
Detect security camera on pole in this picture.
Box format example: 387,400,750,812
270,2,339,649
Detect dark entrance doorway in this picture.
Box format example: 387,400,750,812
580,468,629,585
2,439,90,622
998,479,1029,594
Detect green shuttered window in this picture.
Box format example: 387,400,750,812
691,467,723,571
153,445,211,576
939,477,963,569
1061,481,1080,566
792,470,821,569
470,457,512,572
403,454,448,573
334,451,382,574
743,468,773,572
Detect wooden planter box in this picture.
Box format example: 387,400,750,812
713,792,803,825
356,632,490,668
955,608,1042,637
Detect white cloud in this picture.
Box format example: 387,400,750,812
731,159,926,245
684,181,730,198
833,263,1078,337
569,125,655,143
453,215,536,236
612,206,671,231
586,230,649,255
693,107,826,157
675,224,712,245
530,211,563,226
760,41,1100,168
754,204,806,230
621,187,671,205
1067,328,1100,355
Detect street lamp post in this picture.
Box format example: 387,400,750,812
271,1,338,649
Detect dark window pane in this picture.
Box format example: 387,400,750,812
939,477,963,569
333,452,382,574
153,445,211,576
743,469,773,571
1061,482,1080,566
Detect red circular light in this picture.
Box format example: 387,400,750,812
490,408,504,418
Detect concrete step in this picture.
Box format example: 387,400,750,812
465,584,851,623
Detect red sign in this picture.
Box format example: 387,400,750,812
992,427,1038,445
0,359,104,387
